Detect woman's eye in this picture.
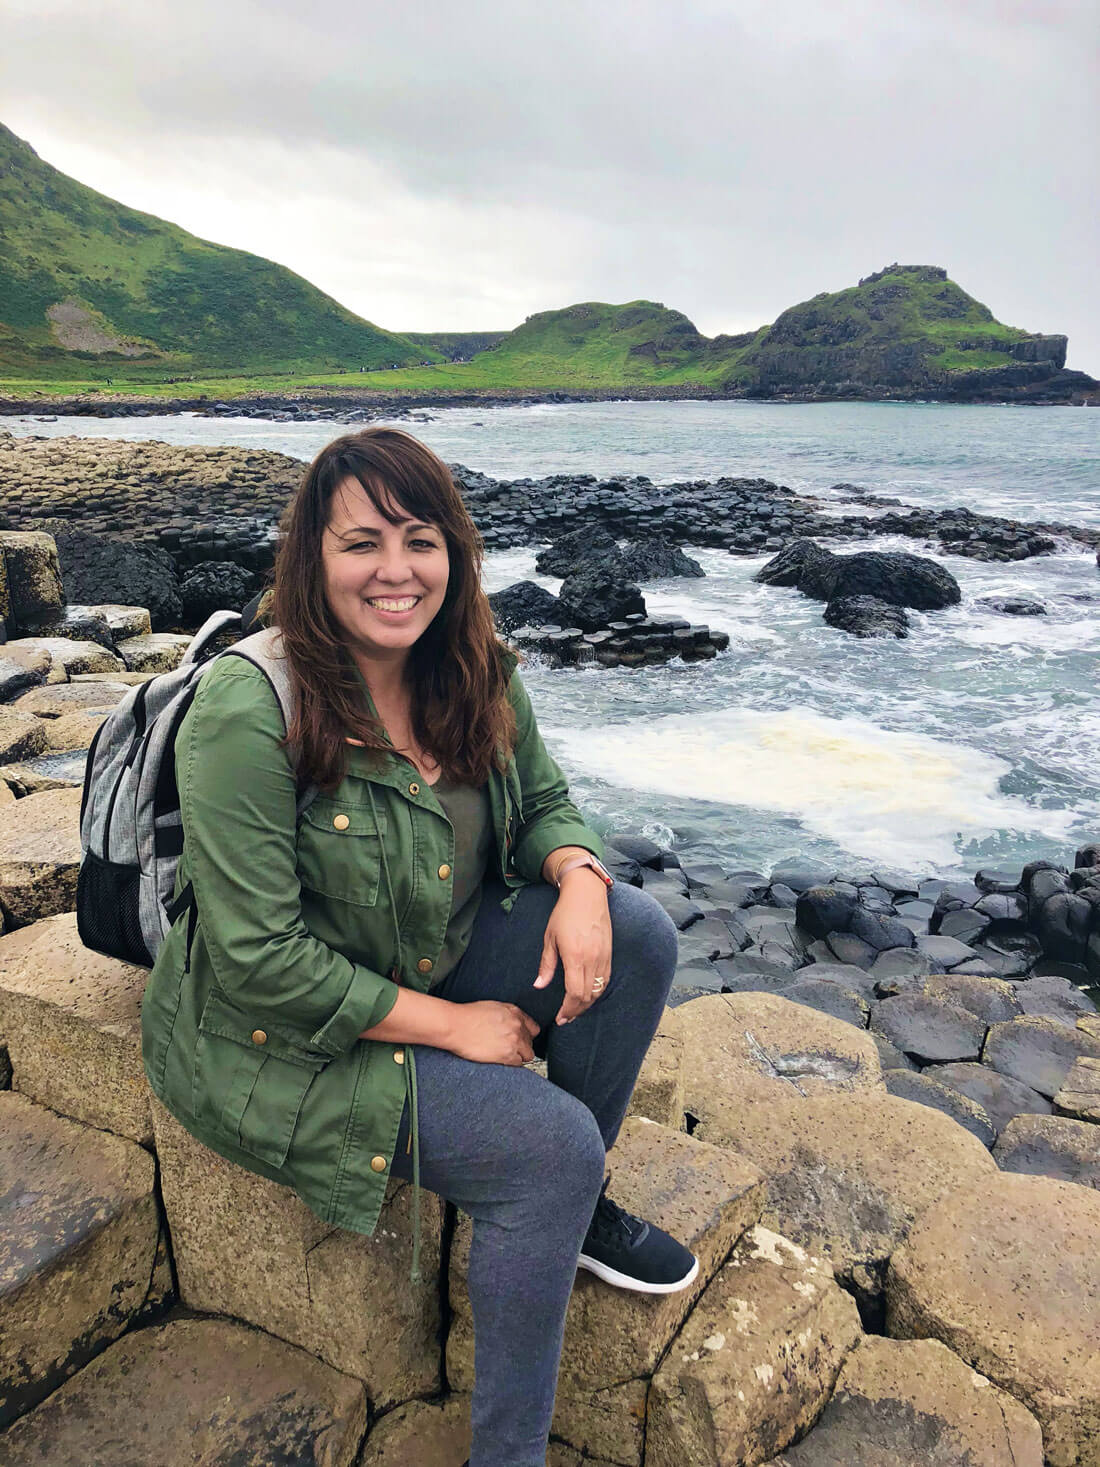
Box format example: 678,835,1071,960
411,538,439,550
349,540,377,552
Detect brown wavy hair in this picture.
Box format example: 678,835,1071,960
271,427,515,790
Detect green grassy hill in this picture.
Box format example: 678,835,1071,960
0,123,431,380
726,264,1068,393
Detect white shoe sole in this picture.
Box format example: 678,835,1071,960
577,1252,700,1295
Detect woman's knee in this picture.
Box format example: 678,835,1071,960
524,1090,606,1207
608,882,679,985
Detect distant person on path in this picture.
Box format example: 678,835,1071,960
141,427,694,1467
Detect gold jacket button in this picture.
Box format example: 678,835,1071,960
408,782,420,796
393,1048,405,1064
251,1029,267,1045
370,1156,387,1173
417,957,433,974
438,863,451,880
332,813,350,831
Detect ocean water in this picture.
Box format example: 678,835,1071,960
4,400,1099,879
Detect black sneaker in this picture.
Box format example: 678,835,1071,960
577,1178,699,1294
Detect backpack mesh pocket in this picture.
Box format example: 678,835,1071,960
76,851,154,966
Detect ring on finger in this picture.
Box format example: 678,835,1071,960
592,975,607,993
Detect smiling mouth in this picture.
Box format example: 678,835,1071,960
366,595,421,612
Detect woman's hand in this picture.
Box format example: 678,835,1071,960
534,869,613,1025
449,1000,540,1065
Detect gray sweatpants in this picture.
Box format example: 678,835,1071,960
389,877,678,1467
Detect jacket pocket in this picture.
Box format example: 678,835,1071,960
296,798,386,908
191,992,326,1168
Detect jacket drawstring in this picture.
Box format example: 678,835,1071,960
368,783,422,1285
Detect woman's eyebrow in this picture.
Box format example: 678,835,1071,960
336,520,438,537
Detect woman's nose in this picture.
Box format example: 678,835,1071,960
375,543,411,581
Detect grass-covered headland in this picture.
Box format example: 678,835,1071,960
0,123,1094,405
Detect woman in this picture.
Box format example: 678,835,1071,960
141,428,694,1467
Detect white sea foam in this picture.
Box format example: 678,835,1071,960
553,706,1078,870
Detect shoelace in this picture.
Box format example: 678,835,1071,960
588,1176,647,1250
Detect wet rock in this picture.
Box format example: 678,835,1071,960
647,1226,861,1467
871,994,987,1064
488,579,560,632
767,1335,1043,1467
178,559,254,626
608,834,664,868
1,1317,366,1467
0,786,82,926
883,1068,996,1148
32,605,116,649
535,525,621,578
150,1097,443,1409
555,568,646,631
770,857,836,893
983,1015,1100,1100
757,541,961,611
618,539,705,579
0,911,150,1143
976,595,1047,616
974,868,1021,894
823,594,910,638
887,1172,1100,1467
993,1113,1099,1189
0,1091,165,1428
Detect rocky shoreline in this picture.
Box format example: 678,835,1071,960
3,366,1100,420
1,512,1098,1465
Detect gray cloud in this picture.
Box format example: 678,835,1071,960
3,0,1097,365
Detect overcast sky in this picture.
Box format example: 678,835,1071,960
4,0,1098,369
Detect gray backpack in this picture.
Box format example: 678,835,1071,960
77,612,313,967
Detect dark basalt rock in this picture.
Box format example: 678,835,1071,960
1036,890,1093,962
795,885,860,939
32,606,116,650
783,976,870,1028
883,1068,997,1148
47,526,183,631
1012,974,1097,1028
823,595,910,639
871,994,987,1065
618,539,704,580
535,526,621,578
756,539,961,612
850,907,917,952
555,570,645,632
487,580,560,633
983,1016,1100,1099
179,560,255,627
975,595,1047,616
925,1061,1052,1135
608,835,665,869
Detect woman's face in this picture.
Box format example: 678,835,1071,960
322,475,450,666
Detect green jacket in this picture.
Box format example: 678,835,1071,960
140,653,603,1237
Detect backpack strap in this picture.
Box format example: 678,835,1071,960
222,627,318,821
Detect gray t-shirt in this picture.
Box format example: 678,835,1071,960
429,773,493,987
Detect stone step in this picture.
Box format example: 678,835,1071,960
149,1096,443,1412
446,1116,766,1466
625,1005,684,1128
0,1091,171,1428
0,786,82,927
887,1171,1100,1466
646,1224,862,1467
0,911,151,1144
765,1336,1043,1467
0,1315,366,1466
